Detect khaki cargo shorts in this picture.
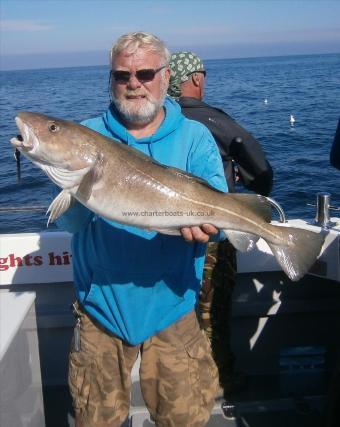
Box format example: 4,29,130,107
69,304,219,427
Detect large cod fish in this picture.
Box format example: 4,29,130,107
11,111,325,281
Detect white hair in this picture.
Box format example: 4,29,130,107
110,31,171,67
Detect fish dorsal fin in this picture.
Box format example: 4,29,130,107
226,194,272,223
117,143,225,193
166,167,226,193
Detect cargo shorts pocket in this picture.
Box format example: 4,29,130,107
185,333,218,406
68,351,94,411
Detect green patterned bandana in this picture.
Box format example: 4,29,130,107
168,51,205,99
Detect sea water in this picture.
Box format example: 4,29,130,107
0,53,339,233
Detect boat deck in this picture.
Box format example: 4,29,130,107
1,221,339,427
43,377,328,426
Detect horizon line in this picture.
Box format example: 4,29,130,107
1,51,339,73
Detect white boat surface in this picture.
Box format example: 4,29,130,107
1,199,339,426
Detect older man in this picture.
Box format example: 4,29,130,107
56,33,227,427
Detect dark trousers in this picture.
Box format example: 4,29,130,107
198,240,237,398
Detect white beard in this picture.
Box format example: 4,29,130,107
112,76,168,125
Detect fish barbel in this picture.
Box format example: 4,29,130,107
11,111,325,281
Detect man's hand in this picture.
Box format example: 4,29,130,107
180,224,218,243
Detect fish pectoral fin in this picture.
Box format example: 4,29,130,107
76,166,102,202
223,230,260,252
46,190,74,226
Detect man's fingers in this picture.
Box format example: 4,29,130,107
180,224,218,243
190,226,210,243
180,227,194,242
201,224,218,235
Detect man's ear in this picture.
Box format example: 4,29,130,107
165,67,171,83
191,73,201,87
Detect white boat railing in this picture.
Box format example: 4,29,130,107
0,218,339,286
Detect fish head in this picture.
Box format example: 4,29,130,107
11,111,98,171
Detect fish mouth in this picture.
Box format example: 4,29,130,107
10,117,38,152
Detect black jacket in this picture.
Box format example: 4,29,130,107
330,119,340,170
179,97,273,196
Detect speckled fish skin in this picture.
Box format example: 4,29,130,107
11,111,325,281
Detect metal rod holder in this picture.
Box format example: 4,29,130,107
315,192,331,227
307,192,340,228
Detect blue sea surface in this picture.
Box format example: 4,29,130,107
0,54,339,233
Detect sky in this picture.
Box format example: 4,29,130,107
1,0,340,70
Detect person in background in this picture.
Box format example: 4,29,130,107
168,51,274,403
325,117,340,427
55,33,228,427
330,118,340,170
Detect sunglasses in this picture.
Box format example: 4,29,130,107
111,66,167,84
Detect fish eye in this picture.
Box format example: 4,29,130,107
49,122,60,132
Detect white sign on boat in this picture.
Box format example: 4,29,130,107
0,231,72,285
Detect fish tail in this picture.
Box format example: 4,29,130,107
267,226,325,281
